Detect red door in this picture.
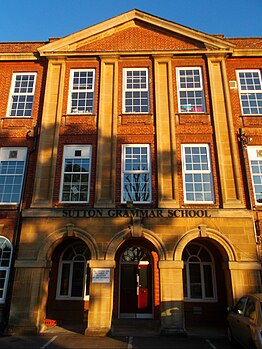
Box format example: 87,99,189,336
120,262,152,318
137,264,149,310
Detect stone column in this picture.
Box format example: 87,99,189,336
207,55,244,208
158,260,185,334
8,259,50,334
228,261,262,303
85,260,115,336
94,57,118,208
154,56,178,208
31,59,65,208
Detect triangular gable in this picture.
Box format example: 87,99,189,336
38,9,234,55
75,20,206,52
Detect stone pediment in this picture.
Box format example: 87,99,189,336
38,9,235,56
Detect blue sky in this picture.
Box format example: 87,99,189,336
1,0,261,42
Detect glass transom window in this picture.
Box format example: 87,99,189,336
177,67,205,113
0,236,12,303
60,145,92,203
247,147,262,205
68,69,95,114
182,144,214,203
123,68,149,113
237,70,262,115
8,73,37,117
0,148,27,204
122,145,151,203
183,243,216,301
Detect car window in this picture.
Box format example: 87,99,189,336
234,297,247,315
245,298,256,320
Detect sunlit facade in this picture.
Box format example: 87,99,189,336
0,10,261,335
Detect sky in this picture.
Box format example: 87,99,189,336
0,0,261,42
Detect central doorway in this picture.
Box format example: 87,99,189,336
119,245,153,319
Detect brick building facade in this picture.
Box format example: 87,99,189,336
0,9,262,335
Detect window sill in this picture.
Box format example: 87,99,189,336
184,298,217,303
56,297,89,301
1,117,34,129
176,113,210,125
0,204,19,209
62,113,96,125
120,114,153,125
241,115,262,127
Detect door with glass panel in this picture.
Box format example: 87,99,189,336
119,246,153,318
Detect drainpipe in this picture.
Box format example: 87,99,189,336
3,125,39,332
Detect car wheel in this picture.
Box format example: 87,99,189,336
227,325,235,345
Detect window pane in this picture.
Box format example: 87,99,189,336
189,263,202,298
250,159,262,203
203,265,214,297
0,153,26,204
182,145,214,203
124,69,149,113
58,242,90,300
71,262,84,297
122,145,151,203
69,70,95,114
238,70,262,115
0,270,7,299
9,74,36,117
178,68,205,113
183,243,215,301
61,146,91,203
60,264,70,296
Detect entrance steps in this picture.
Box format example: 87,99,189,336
111,319,161,337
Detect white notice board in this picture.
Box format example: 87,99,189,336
92,268,111,283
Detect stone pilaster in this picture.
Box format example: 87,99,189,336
228,261,262,302
158,260,185,334
94,57,118,208
31,59,65,208
85,260,115,336
8,260,50,334
207,55,244,208
154,56,178,208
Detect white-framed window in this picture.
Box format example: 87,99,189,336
247,146,262,205
237,70,262,115
123,68,149,113
8,73,37,117
182,144,214,203
56,242,91,300
0,147,27,204
67,69,95,114
183,243,217,302
122,144,151,203
0,236,12,303
177,67,205,113
60,145,92,203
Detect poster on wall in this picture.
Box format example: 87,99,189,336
92,268,111,283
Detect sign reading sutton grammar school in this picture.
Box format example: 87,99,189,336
62,208,211,218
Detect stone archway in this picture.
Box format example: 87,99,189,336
173,225,237,263
174,225,237,328
36,224,99,333
105,227,166,261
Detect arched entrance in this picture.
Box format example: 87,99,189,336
114,238,160,320
182,238,228,327
46,237,91,331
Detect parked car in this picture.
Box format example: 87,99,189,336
227,294,262,349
